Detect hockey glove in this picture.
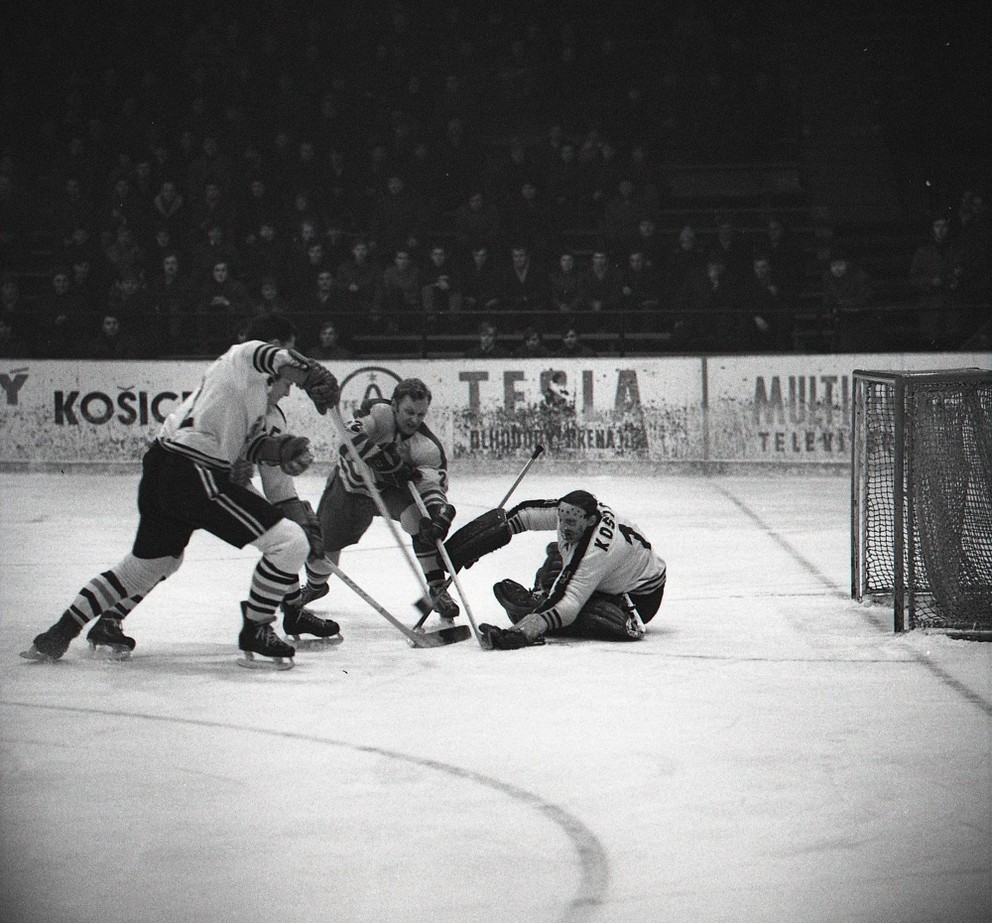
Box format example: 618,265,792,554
252,433,313,475
287,351,339,415
276,498,325,560
418,502,456,544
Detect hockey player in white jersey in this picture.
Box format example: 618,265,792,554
445,489,667,650
21,316,340,668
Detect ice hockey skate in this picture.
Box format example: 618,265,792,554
20,614,83,662
299,582,329,608
478,623,546,651
86,616,136,660
281,599,343,648
237,603,295,670
428,582,460,626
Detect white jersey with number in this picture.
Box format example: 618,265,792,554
507,499,666,628
158,340,290,471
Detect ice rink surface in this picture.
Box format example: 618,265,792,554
1,468,990,923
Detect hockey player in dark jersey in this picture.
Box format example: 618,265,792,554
445,489,666,649
21,316,341,669
297,378,460,626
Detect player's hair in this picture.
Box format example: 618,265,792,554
392,377,432,405
243,315,298,345
558,489,598,515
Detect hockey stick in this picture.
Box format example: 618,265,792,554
408,483,485,647
325,559,470,647
412,443,544,628
328,407,434,609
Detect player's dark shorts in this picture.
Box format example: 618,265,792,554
316,468,410,552
629,579,665,624
131,441,283,559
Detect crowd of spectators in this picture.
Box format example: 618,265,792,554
0,3,988,361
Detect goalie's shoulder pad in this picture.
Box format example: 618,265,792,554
572,593,644,641
445,507,511,571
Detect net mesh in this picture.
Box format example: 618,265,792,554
855,372,992,632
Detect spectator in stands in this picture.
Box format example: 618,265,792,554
515,326,551,359
502,181,552,264
251,276,292,320
761,215,806,309
493,137,543,205
464,320,510,359
666,224,707,303
462,245,500,316
71,257,102,314
543,369,573,410
555,324,597,358
196,260,249,353
308,319,353,360
822,250,872,352
549,251,584,318
599,179,646,256
951,189,992,307
619,249,664,332
494,244,552,330
453,191,503,262
708,214,751,291
186,181,238,251
633,216,667,272
547,140,592,228
102,223,145,284
909,213,972,349
370,175,427,263
37,266,90,357
148,251,192,354
0,312,29,358
239,177,281,245
85,312,142,359
578,249,622,331
291,239,333,299
52,176,94,251
374,249,423,333
149,179,187,240
301,268,338,337
740,252,793,352
192,223,239,284
436,116,484,210
334,239,378,319
420,243,463,325
238,219,285,288
187,133,233,197
674,256,738,352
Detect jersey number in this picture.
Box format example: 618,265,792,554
619,524,651,550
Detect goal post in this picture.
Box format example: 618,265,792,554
851,368,992,637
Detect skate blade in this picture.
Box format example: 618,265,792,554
288,634,344,649
237,651,295,671
88,642,133,661
19,645,59,663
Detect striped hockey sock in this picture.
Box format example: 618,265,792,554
246,557,299,621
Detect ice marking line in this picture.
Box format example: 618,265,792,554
711,484,847,599
1,700,609,923
714,485,992,718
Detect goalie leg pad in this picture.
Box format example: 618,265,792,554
493,579,542,623
571,593,644,641
445,508,511,571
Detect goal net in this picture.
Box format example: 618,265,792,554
851,368,992,636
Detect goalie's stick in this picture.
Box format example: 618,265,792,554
329,407,435,611
412,443,544,629
408,483,485,647
325,559,470,647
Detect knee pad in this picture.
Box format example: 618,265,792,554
253,518,309,572
115,552,183,596
571,593,644,641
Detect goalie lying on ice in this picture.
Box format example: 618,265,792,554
445,490,667,650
